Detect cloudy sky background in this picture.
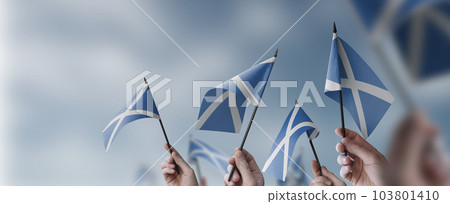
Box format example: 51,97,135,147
1,0,449,185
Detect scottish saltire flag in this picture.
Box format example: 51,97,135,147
277,154,308,186
350,0,436,32
325,31,395,139
350,0,450,80
188,137,229,174
262,104,319,181
102,82,160,151
196,56,276,133
394,1,450,80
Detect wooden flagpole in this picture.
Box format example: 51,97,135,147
227,49,278,182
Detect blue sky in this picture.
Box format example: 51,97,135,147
3,0,449,185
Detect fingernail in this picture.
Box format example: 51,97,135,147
325,180,332,186
236,151,243,159
232,173,238,180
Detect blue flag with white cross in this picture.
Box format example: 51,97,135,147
102,81,160,152
196,56,276,133
188,136,229,174
324,31,394,139
262,104,319,181
350,0,450,80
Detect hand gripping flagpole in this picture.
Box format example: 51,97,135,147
227,49,278,182
309,139,322,176
334,23,348,156
145,78,180,174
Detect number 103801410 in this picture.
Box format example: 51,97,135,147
372,190,439,201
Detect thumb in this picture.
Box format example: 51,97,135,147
201,176,208,186
235,150,254,184
311,160,322,177
342,138,382,164
171,149,192,172
321,166,346,186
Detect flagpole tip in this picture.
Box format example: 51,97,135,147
333,22,337,33
144,77,148,84
274,48,278,57
295,99,299,105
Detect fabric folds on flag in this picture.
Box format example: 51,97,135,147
103,83,160,152
262,105,319,181
325,32,394,139
196,57,275,133
188,137,229,174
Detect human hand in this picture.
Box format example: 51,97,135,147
388,111,449,185
310,160,346,186
335,128,388,186
224,148,264,186
161,144,198,186
199,176,208,186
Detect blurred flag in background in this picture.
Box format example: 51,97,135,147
350,0,450,81
188,137,229,175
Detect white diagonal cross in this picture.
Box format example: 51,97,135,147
336,35,394,139
103,84,159,151
261,106,317,181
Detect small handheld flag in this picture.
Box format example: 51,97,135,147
188,135,229,176
262,101,319,181
103,77,179,173
102,78,160,151
196,50,277,133
325,23,394,140
223,49,278,181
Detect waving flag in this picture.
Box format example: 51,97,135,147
350,0,436,33
102,82,160,152
350,0,450,80
262,104,319,181
277,153,309,186
325,30,394,139
188,137,229,174
196,56,276,133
